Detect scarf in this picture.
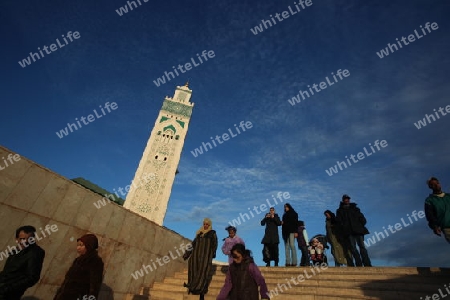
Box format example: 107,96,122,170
196,218,213,236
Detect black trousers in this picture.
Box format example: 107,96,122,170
299,245,309,266
262,243,279,263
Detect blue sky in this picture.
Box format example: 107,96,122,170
1,0,450,267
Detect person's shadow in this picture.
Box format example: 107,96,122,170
21,284,114,300
98,283,114,300
132,287,150,300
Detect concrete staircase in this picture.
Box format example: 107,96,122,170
147,265,450,300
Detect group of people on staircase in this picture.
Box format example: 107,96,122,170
182,218,269,300
260,196,372,267
1,176,449,300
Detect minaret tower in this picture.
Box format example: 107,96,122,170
124,83,194,225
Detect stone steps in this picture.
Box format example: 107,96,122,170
132,266,450,300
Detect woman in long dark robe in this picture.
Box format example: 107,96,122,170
53,234,104,300
184,218,218,300
324,210,352,266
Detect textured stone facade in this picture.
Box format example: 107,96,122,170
124,84,194,225
0,145,190,300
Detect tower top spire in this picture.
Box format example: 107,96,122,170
185,81,189,88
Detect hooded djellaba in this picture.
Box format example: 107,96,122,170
324,210,351,266
53,234,104,300
184,218,218,300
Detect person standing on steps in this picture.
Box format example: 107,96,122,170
282,203,298,267
424,177,450,243
336,194,372,267
222,226,245,264
296,220,310,266
183,218,218,300
261,207,282,267
324,210,351,266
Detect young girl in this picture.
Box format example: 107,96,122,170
309,238,324,263
221,226,245,264
296,220,310,266
216,244,269,300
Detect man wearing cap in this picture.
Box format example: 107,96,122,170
221,226,245,264
424,177,450,243
0,225,46,300
336,194,372,267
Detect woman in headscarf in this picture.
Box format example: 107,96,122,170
216,243,269,300
184,218,218,300
53,233,104,300
324,210,351,266
282,203,298,267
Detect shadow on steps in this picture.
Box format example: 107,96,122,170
359,267,450,300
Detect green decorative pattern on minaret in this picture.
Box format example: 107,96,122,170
163,124,176,133
162,100,192,117
176,120,185,128
160,116,169,123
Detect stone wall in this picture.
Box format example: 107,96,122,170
0,146,190,300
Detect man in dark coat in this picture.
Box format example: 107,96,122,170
336,194,372,267
0,225,45,300
261,207,282,267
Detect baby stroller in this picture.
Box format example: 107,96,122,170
309,234,329,266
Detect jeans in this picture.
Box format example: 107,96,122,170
348,235,371,266
284,233,297,265
443,228,450,244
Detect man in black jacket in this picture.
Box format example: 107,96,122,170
336,195,372,267
0,225,46,300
